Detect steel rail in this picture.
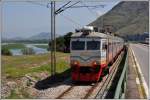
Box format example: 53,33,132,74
84,51,124,99
55,51,124,99
95,51,124,99
55,86,75,99
83,82,99,99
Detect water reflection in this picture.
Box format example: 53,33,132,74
10,49,23,56
25,44,48,54
10,44,48,56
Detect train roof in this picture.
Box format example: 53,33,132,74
71,32,108,38
71,32,124,42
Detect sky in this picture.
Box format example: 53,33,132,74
1,0,120,39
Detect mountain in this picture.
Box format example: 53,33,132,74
2,37,9,42
11,37,26,40
89,1,149,36
2,37,8,40
2,32,58,43
28,32,51,40
1,36,25,42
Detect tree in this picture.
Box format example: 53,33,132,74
1,48,12,55
63,32,73,52
48,32,73,52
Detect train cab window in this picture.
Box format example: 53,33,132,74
87,41,100,50
71,41,85,50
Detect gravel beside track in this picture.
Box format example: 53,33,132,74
36,78,73,99
32,51,124,99
54,51,124,99
59,85,93,99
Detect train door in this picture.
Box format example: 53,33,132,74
114,41,117,58
112,39,116,61
101,39,109,76
108,38,113,65
101,39,107,67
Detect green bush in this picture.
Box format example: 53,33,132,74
1,48,12,55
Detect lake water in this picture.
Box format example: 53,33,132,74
10,49,23,56
9,44,48,56
26,44,48,54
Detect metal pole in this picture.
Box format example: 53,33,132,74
49,1,81,75
50,1,53,75
51,1,54,75
54,1,56,74
102,16,103,30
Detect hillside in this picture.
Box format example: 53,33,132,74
2,32,60,43
89,1,149,36
28,32,51,40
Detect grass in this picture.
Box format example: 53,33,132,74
2,51,70,99
2,52,70,79
6,89,21,99
6,87,31,99
2,43,26,50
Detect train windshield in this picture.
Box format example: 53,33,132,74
87,41,100,50
71,41,85,50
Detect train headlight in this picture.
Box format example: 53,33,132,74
71,60,79,72
74,61,78,65
71,60,79,66
92,61,100,67
92,61,100,73
93,61,97,66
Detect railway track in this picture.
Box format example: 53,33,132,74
87,51,124,99
56,86,74,99
55,51,125,99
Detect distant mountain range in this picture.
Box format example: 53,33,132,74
89,1,149,36
2,32,59,42
28,32,51,40
2,1,149,42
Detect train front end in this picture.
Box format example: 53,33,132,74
70,26,105,82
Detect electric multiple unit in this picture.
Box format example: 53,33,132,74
70,26,124,82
